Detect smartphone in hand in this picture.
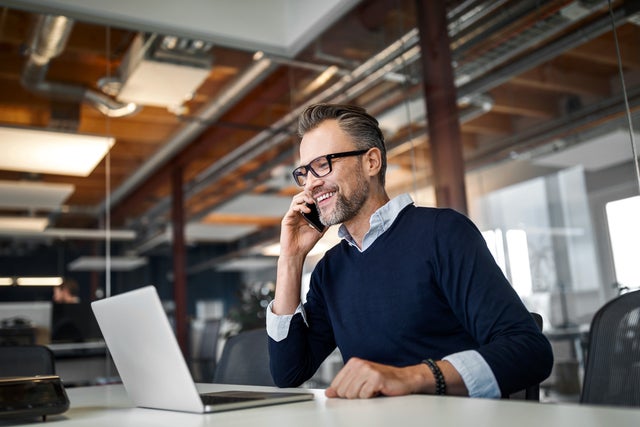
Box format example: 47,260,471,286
301,202,326,233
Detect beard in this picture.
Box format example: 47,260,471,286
319,165,370,226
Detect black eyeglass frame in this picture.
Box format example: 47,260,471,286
291,149,370,186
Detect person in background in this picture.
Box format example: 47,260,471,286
266,103,553,399
53,278,80,304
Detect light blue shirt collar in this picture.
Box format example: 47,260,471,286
338,193,414,252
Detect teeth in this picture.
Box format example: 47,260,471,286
316,192,334,202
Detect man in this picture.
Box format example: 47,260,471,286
53,278,80,304
266,103,553,399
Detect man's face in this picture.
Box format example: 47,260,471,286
299,120,370,226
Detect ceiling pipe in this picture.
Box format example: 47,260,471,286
20,14,138,118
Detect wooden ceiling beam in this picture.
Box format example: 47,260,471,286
511,64,610,97
201,213,281,227
489,86,559,119
564,30,640,69
461,113,512,136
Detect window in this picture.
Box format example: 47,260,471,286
605,195,640,290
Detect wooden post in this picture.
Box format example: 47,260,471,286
415,0,468,214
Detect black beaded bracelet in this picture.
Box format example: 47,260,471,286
423,359,446,395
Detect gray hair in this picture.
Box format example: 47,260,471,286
297,103,387,186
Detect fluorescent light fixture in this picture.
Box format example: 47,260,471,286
0,277,14,286
216,257,277,272
0,227,136,240
16,277,63,286
0,217,49,232
0,180,75,210
68,256,147,271
0,126,115,176
117,34,211,108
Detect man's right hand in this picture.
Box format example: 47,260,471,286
279,191,326,258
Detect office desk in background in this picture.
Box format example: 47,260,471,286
2,383,638,427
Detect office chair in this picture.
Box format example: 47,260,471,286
580,289,640,407
191,319,221,382
213,328,276,386
0,344,56,377
508,312,543,401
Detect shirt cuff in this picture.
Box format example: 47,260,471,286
443,350,501,398
265,300,307,342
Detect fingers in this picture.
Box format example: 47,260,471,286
325,358,383,399
289,192,314,214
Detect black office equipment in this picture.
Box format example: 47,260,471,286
191,319,221,382
580,290,640,407
0,376,70,420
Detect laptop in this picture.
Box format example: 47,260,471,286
91,286,313,413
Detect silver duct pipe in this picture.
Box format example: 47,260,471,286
21,14,137,118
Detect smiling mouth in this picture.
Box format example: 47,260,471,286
315,191,335,204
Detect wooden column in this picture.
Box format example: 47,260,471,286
172,165,188,355
415,0,468,214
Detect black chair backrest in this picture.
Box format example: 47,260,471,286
191,319,221,382
580,290,640,407
213,328,275,386
508,312,543,401
0,345,55,377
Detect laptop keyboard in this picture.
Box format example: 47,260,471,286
200,392,264,405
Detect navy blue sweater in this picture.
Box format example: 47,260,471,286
269,205,553,396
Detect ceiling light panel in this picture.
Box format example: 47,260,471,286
68,256,147,271
16,277,63,286
213,194,292,217
0,217,49,232
116,34,212,108
0,126,115,176
0,180,74,210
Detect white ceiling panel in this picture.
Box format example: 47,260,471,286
0,180,75,210
213,194,291,217
533,130,638,171
2,0,360,57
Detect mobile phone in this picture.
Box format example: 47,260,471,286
301,202,326,233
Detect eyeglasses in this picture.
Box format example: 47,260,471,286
291,149,369,186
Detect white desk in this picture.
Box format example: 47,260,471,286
2,383,639,427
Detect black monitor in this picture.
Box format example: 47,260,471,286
50,303,102,343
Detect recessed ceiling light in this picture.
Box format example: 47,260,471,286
0,126,114,177
0,180,74,210
0,217,49,232
16,277,63,286
68,256,147,271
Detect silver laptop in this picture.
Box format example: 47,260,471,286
91,286,313,413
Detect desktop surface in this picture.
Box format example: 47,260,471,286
1,383,638,427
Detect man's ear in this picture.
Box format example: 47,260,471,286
364,148,382,177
